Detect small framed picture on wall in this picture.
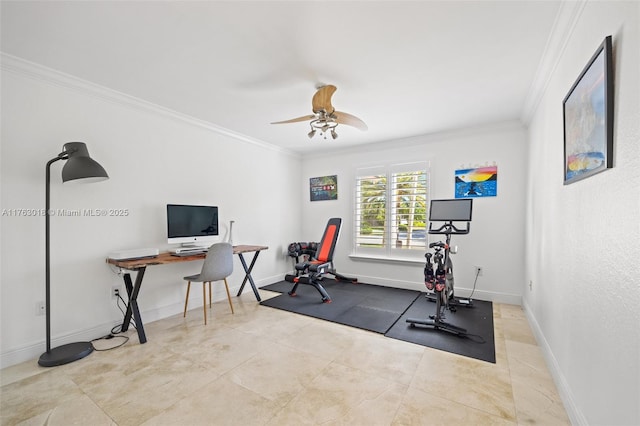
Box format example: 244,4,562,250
310,175,338,201
455,166,498,198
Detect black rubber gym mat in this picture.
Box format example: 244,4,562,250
385,294,496,363
261,280,496,363
259,279,420,334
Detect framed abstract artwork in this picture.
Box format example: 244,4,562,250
310,175,338,201
563,36,614,185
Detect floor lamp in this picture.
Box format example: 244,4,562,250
38,142,109,367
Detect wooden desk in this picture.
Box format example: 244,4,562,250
107,245,268,343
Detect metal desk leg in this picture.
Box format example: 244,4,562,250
122,268,147,344
236,251,262,302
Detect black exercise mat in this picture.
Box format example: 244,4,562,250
385,294,496,363
260,280,298,293
259,279,420,334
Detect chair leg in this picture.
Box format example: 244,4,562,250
183,281,191,318
223,278,234,314
202,283,207,325
209,281,212,308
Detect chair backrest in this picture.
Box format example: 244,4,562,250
200,242,233,281
315,218,341,263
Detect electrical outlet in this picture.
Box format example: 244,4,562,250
474,266,483,277
112,286,120,299
36,301,46,316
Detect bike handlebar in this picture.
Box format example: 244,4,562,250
428,221,470,235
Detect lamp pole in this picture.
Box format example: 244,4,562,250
44,153,65,353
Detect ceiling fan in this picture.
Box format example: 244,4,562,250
271,84,368,140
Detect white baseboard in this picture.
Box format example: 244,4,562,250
348,273,522,305
522,299,586,425
0,320,121,370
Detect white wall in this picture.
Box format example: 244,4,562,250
0,58,302,367
524,1,640,425
300,122,528,304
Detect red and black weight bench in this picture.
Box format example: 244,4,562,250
284,217,357,303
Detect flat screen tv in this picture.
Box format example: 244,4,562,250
167,204,219,246
429,199,473,222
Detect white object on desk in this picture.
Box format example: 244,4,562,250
108,248,159,260
228,220,235,246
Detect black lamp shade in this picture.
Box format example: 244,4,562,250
61,142,109,183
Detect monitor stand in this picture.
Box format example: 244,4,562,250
170,245,208,255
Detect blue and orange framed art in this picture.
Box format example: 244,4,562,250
455,166,497,198
563,36,614,185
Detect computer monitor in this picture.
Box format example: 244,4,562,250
167,204,219,246
429,199,473,222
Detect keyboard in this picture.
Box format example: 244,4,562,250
170,250,206,257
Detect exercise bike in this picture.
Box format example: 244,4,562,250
406,198,473,335
424,223,473,309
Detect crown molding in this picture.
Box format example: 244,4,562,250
306,119,525,160
0,52,299,158
520,0,588,125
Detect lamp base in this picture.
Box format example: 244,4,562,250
38,341,94,367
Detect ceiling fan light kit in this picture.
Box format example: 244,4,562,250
272,85,366,140
309,112,339,139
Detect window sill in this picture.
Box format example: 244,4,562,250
348,253,425,265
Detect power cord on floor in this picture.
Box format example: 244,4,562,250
468,268,481,300
459,269,485,344
114,292,137,332
91,290,137,351
91,333,129,351
461,332,486,344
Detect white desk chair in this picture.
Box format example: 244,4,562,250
183,242,234,324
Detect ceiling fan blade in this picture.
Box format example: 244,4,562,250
334,111,368,131
271,114,315,125
312,85,337,114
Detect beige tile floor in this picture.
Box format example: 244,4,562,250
1,289,570,425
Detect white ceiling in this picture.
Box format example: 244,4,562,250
1,1,562,154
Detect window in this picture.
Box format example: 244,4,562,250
354,162,429,259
